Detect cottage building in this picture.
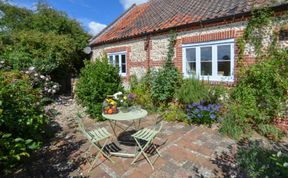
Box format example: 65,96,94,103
89,0,288,87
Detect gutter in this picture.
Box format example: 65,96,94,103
90,3,288,47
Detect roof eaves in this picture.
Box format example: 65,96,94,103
89,3,137,46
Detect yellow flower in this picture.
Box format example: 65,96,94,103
123,96,127,100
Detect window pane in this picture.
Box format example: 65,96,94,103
109,56,113,64
217,45,230,61
218,61,230,76
186,48,196,62
201,62,212,75
200,47,212,76
201,47,212,61
115,55,119,66
121,64,126,73
121,54,126,64
187,62,196,74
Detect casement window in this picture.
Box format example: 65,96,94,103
108,52,127,76
182,39,234,82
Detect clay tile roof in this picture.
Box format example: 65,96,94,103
90,0,287,46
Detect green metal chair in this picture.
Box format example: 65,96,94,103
76,114,114,172
131,115,164,170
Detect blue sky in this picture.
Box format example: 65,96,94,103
8,0,149,35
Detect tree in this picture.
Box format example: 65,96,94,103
0,2,90,92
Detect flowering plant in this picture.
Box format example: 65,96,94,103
113,92,136,107
102,96,118,114
186,100,222,125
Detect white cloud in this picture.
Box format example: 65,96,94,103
120,0,149,10
88,21,107,36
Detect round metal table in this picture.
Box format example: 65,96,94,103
102,108,148,157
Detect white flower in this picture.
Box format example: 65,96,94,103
40,75,45,79
277,151,282,157
284,162,288,167
52,85,58,89
34,73,38,77
29,66,35,71
0,61,4,64
52,90,56,94
113,91,123,100
48,89,51,93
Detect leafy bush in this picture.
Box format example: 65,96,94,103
219,103,252,140
256,124,284,141
76,59,123,120
208,85,229,104
161,103,187,122
186,100,222,125
232,50,288,123
176,77,209,104
0,70,48,172
237,142,288,178
221,50,288,140
130,72,154,110
151,32,181,105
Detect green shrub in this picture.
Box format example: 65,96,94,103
130,73,154,111
0,70,48,173
150,32,181,105
176,77,209,104
232,50,288,122
161,103,187,122
221,50,288,139
76,59,123,120
256,124,284,141
208,85,229,104
220,103,252,140
237,142,288,178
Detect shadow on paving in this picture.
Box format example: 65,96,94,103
10,118,87,178
213,139,288,178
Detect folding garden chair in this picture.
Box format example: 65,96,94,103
131,115,164,170
76,114,114,172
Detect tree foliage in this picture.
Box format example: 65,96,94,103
0,2,90,74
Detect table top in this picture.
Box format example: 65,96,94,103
102,108,148,121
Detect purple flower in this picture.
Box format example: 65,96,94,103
210,114,216,119
197,114,203,118
215,104,222,111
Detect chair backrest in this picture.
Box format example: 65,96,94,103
153,114,164,133
76,113,93,141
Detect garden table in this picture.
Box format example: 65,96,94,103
102,108,148,157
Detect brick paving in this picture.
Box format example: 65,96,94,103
76,114,236,178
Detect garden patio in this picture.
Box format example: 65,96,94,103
13,99,239,178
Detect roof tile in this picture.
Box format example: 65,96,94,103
91,0,283,45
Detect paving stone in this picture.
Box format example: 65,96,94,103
176,139,214,157
160,161,179,177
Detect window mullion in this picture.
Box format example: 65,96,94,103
196,47,201,78
230,43,235,80
212,45,217,79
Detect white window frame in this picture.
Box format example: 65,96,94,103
182,39,235,82
107,51,127,76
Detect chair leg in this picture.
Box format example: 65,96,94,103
131,138,154,170
88,138,114,172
